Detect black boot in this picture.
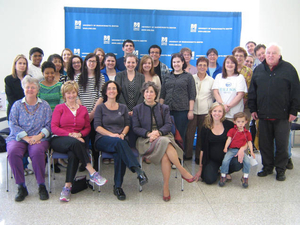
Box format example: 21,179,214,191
15,185,28,202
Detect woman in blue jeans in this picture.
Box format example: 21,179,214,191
160,53,196,150
94,80,148,201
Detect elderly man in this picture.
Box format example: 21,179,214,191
248,43,300,181
148,44,170,84
254,44,266,63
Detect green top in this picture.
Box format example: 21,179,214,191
38,82,63,111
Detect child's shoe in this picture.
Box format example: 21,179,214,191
218,176,227,187
241,177,249,188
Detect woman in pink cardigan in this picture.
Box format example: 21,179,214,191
51,81,107,202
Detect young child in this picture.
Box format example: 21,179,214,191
219,112,255,188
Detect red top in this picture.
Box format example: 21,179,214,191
51,103,91,137
227,125,252,149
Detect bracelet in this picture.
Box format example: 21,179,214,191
121,133,126,136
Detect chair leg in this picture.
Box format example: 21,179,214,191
6,155,9,192
98,152,101,192
139,156,143,192
181,159,184,191
88,149,95,191
47,151,51,193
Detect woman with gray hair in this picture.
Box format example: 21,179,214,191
132,81,194,202
6,76,52,202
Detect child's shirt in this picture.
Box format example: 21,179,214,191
227,125,252,149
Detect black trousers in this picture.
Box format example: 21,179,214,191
259,119,290,172
51,136,90,183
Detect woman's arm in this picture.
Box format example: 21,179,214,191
89,97,103,121
227,92,245,109
213,89,224,104
187,100,194,120
132,106,149,137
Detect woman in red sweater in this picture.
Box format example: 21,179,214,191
51,81,107,202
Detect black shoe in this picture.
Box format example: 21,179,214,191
15,185,28,202
113,186,126,200
51,163,61,173
38,184,49,200
286,158,293,170
137,172,148,186
257,169,273,177
78,163,86,172
276,171,286,181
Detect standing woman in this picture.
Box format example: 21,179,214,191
75,53,105,170
67,55,83,81
138,55,161,101
28,47,44,81
133,82,194,202
6,76,52,201
61,48,73,75
94,81,148,201
212,55,247,120
180,48,198,74
47,54,67,84
101,53,120,82
185,57,214,164
94,48,105,70
160,53,196,148
115,53,145,116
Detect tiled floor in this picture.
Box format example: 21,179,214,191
1,142,300,225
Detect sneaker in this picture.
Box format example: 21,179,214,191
90,172,107,186
171,164,176,169
218,176,227,187
286,158,293,170
38,184,49,200
24,168,34,176
60,187,71,202
15,185,28,202
241,177,249,188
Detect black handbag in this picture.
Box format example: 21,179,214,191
71,175,92,194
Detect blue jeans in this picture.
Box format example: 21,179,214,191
221,148,251,174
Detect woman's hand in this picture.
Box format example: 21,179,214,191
128,111,133,116
187,111,194,120
22,135,42,145
193,166,202,181
148,130,160,142
224,104,230,112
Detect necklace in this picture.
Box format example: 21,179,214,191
65,103,77,110
24,102,40,115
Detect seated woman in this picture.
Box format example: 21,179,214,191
94,80,148,201
51,81,107,202
6,76,52,202
132,82,194,202
193,102,244,184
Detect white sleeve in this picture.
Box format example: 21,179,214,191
212,73,221,90
236,74,248,93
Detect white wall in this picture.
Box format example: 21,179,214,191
1,0,299,92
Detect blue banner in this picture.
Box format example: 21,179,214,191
65,7,241,67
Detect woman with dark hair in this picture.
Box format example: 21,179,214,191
94,48,105,70
100,53,120,82
160,53,196,149
132,81,194,202
28,47,44,81
61,48,73,75
94,80,148,201
212,55,247,120
115,53,145,116
138,55,161,101
47,54,67,83
67,55,83,81
180,47,197,74
75,53,105,170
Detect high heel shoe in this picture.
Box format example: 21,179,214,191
163,190,171,202
182,175,194,183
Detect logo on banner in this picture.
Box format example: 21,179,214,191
192,51,195,60
190,24,197,32
133,50,139,57
74,49,80,56
104,35,110,44
75,20,81,29
133,22,140,31
161,37,168,46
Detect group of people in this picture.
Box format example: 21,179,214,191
5,39,300,203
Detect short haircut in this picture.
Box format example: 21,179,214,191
170,53,187,71
206,48,218,56
140,81,159,99
148,45,162,54
61,80,79,102
232,47,247,58
138,55,155,76
21,75,40,92
222,55,239,78
41,61,56,73
233,112,248,121
196,57,209,66
101,80,121,102
29,47,44,60
254,44,266,54
12,54,28,79
180,47,192,56
245,41,256,46
124,53,138,63
122,39,135,48
47,54,64,74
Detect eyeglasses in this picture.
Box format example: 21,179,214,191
150,51,160,55
87,60,97,64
